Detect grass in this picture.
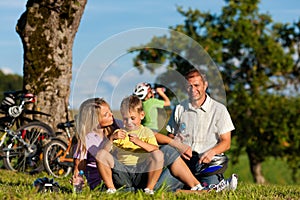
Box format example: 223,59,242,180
0,158,299,200
0,169,299,200
224,154,300,185
0,141,299,200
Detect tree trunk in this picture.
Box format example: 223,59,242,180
247,148,266,184
16,0,87,130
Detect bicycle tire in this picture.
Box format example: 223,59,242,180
43,139,72,178
2,121,54,173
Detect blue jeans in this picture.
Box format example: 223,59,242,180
155,167,184,191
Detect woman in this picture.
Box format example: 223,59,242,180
73,98,121,190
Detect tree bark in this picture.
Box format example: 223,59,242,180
16,0,87,129
247,148,266,184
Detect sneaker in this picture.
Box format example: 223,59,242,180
190,183,204,191
228,173,238,191
106,188,116,194
144,188,154,195
210,174,238,192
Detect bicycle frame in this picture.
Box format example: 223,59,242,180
0,128,36,153
53,120,75,164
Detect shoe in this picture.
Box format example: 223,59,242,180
228,173,238,190
209,174,238,192
106,188,116,194
190,183,204,191
144,188,154,195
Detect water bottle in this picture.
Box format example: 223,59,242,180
73,170,84,193
176,122,188,142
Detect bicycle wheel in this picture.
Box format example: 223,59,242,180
43,139,72,178
2,121,54,173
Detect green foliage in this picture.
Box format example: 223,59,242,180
0,70,23,100
130,0,300,182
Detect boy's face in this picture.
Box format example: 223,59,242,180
121,110,144,131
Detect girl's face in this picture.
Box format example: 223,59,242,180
121,110,144,131
98,104,113,127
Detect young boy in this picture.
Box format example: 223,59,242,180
133,82,170,131
96,95,163,194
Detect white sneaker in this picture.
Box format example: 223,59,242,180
228,174,238,191
190,183,204,191
144,188,154,195
210,174,238,192
106,188,116,194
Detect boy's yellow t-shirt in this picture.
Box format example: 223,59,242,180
113,125,158,166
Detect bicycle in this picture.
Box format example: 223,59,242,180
0,90,51,129
43,106,76,178
0,121,55,173
0,91,55,173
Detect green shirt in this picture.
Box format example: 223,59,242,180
142,98,165,130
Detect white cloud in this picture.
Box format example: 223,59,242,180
102,75,120,87
0,67,15,75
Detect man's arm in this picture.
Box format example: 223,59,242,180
199,132,231,163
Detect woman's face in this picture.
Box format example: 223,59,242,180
98,104,113,127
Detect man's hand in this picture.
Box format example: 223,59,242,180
199,149,216,164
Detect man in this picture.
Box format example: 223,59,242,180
166,68,238,191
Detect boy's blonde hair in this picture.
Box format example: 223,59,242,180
120,95,143,114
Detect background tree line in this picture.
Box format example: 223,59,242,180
0,70,23,100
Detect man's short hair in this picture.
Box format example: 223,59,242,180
185,68,207,82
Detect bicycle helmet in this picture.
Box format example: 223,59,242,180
195,154,229,177
133,82,150,100
33,177,60,193
1,94,15,107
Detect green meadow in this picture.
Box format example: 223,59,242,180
0,153,299,200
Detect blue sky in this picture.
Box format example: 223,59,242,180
1,0,300,109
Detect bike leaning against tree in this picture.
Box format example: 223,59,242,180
0,90,55,174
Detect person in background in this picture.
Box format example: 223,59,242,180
133,82,170,132
166,68,238,192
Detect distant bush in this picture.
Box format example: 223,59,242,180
0,70,23,100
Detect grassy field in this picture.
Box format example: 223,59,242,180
0,169,299,200
0,154,299,200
